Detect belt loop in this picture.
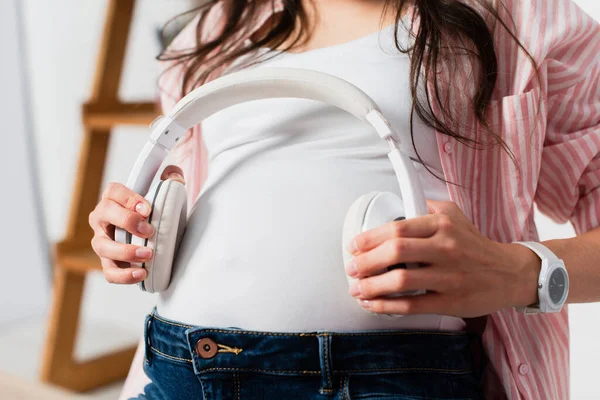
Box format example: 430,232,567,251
144,313,154,366
317,331,334,396
464,315,488,383
467,332,486,382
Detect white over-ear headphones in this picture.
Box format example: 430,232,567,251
116,68,428,307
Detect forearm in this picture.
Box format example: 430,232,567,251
513,226,600,307
544,227,600,304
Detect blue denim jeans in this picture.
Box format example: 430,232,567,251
133,309,484,399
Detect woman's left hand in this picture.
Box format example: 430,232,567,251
345,200,540,318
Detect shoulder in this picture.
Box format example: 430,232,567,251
160,1,230,59
156,12,201,114
157,2,230,113
486,0,599,95
156,1,279,112
494,0,599,65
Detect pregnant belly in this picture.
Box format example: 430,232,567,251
156,156,464,332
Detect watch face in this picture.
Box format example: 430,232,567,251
548,268,567,305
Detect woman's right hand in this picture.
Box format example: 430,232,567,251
89,166,185,284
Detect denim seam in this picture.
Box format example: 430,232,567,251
196,367,321,374
233,372,237,400
341,375,349,400
354,393,473,400
184,329,465,337
334,367,470,373
149,347,468,374
193,366,469,374
150,346,193,363
324,334,332,389
197,375,208,400
152,314,194,329
345,375,350,399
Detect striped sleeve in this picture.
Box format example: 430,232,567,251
533,0,600,235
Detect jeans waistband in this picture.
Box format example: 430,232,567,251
144,309,477,380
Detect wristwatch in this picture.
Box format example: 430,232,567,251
512,241,569,314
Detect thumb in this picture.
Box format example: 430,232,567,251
425,199,446,215
161,165,185,185
426,199,464,219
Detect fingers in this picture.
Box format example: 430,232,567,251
91,235,153,263
161,165,185,184
101,258,147,284
426,199,479,235
346,238,434,278
90,199,155,238
426,199,459,215
348,214,440,255
101,182,152,218
359,292,449,316
349,266,448,299
90,172,184,286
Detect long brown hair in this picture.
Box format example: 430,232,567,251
159,0,538,183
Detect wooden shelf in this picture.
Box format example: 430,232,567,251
41,1,145,392
58,247,103,274
47,347,137,392
83,101,158,129
0,372,88,400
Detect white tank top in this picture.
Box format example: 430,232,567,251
157,23,466,332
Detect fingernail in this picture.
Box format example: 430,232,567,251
349,282,361,297
137,221,154,236
136,202,151,217
345,259,358,277
132,269,146,280
168,173,184,183
360,300,371,310
135,247,153,259
347,239,358,255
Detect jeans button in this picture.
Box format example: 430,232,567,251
196,338,218,359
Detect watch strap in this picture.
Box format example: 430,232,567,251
515,304,541,315
512,241,559,262
512,242,548,314
512,241,565,314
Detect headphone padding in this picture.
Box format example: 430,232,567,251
131,179,187,293
342,192,382,317
343,191,417,318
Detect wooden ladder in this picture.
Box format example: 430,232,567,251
40,0,158,391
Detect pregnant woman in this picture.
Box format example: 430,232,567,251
88,0,600,399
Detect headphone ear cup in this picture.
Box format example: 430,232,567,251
342,192,385,317
131,179,187,293
342,191,414,318
342,192,380,269
342,191,406,266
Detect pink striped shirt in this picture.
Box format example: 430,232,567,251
146,1,600,399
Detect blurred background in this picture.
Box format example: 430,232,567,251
0,0,598,398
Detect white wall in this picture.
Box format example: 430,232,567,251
0,0,49,324
556,3,600,399
21,0,200,345
19,0,600,397
576,0,600,16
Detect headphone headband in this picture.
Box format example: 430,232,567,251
172,68,382,129
118,68,427,246
150,68,396,150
